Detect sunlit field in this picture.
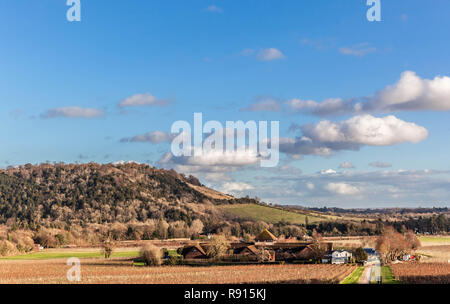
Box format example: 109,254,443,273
390,263,450,284
0,259,356,284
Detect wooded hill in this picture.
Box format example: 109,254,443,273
0,162,255,229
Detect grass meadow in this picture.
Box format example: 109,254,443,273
219,204,324,225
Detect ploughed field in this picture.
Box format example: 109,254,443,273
390,263,450,284
0,259,356,284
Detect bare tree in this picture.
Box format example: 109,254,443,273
101,236,115,259
310,230,326,263
376,226,414,263
206,234,230,260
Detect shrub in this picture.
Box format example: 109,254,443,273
166,255,182,266
33,230,57,248
140,244,162,266
0,240,18,256
101,239,115,259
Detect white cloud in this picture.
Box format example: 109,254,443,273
339,43,376,57
112,160,141,165
42,107,104,118
168,149,260,168
306,182,315,190
157,147,263,182
325,182,360,195
256,48,285,61
119,93,172,108
304,115,428,146
285,71,450,116
321,169,337,175
361,71,450,112
286,98,352,116
339,161,355,169
221,182,253,193
205,5,223,13
121,131,174,144
280,115,428,156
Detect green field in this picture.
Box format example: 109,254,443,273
0,250,140,260
381,266,400,284
418,236,450,244
219,204,324,225
340,267,365,284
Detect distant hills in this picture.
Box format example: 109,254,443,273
0,163,447,236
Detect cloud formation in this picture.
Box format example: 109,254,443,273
339,161,355,169
160,149,261,169
359,71,450,112
280,115,428,156
220,182,254,193
339,43,376,57
286,98,352,116
42,107,104,118
257,48,285,61
205,5,223,13
121,131,174,144
285,71,450,116
251,168,450,207
119,93,172,108
325,182,360,195
240,97,281,112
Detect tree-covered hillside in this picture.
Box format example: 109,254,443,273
0,162,252,228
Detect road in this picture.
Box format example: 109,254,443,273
359,259,382,284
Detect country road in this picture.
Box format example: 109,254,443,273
359,259,382,284
359,266,372,284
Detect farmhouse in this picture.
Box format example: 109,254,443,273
181,243,207,259
331,250,352,264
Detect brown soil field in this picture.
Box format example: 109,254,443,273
390,263,450,284
0,259,356,284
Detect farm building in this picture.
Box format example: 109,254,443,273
255,229,277,243
181,244,207,259
363,248,380,258
272,245,309,261
233,245,259,256
322,253,332,264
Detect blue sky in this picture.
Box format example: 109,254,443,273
1,0,450,207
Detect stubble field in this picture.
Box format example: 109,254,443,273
0,259,356,284
390,263,450,284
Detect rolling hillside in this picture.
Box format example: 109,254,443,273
219,204,324,225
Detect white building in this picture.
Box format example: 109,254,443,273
331,250,352,264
